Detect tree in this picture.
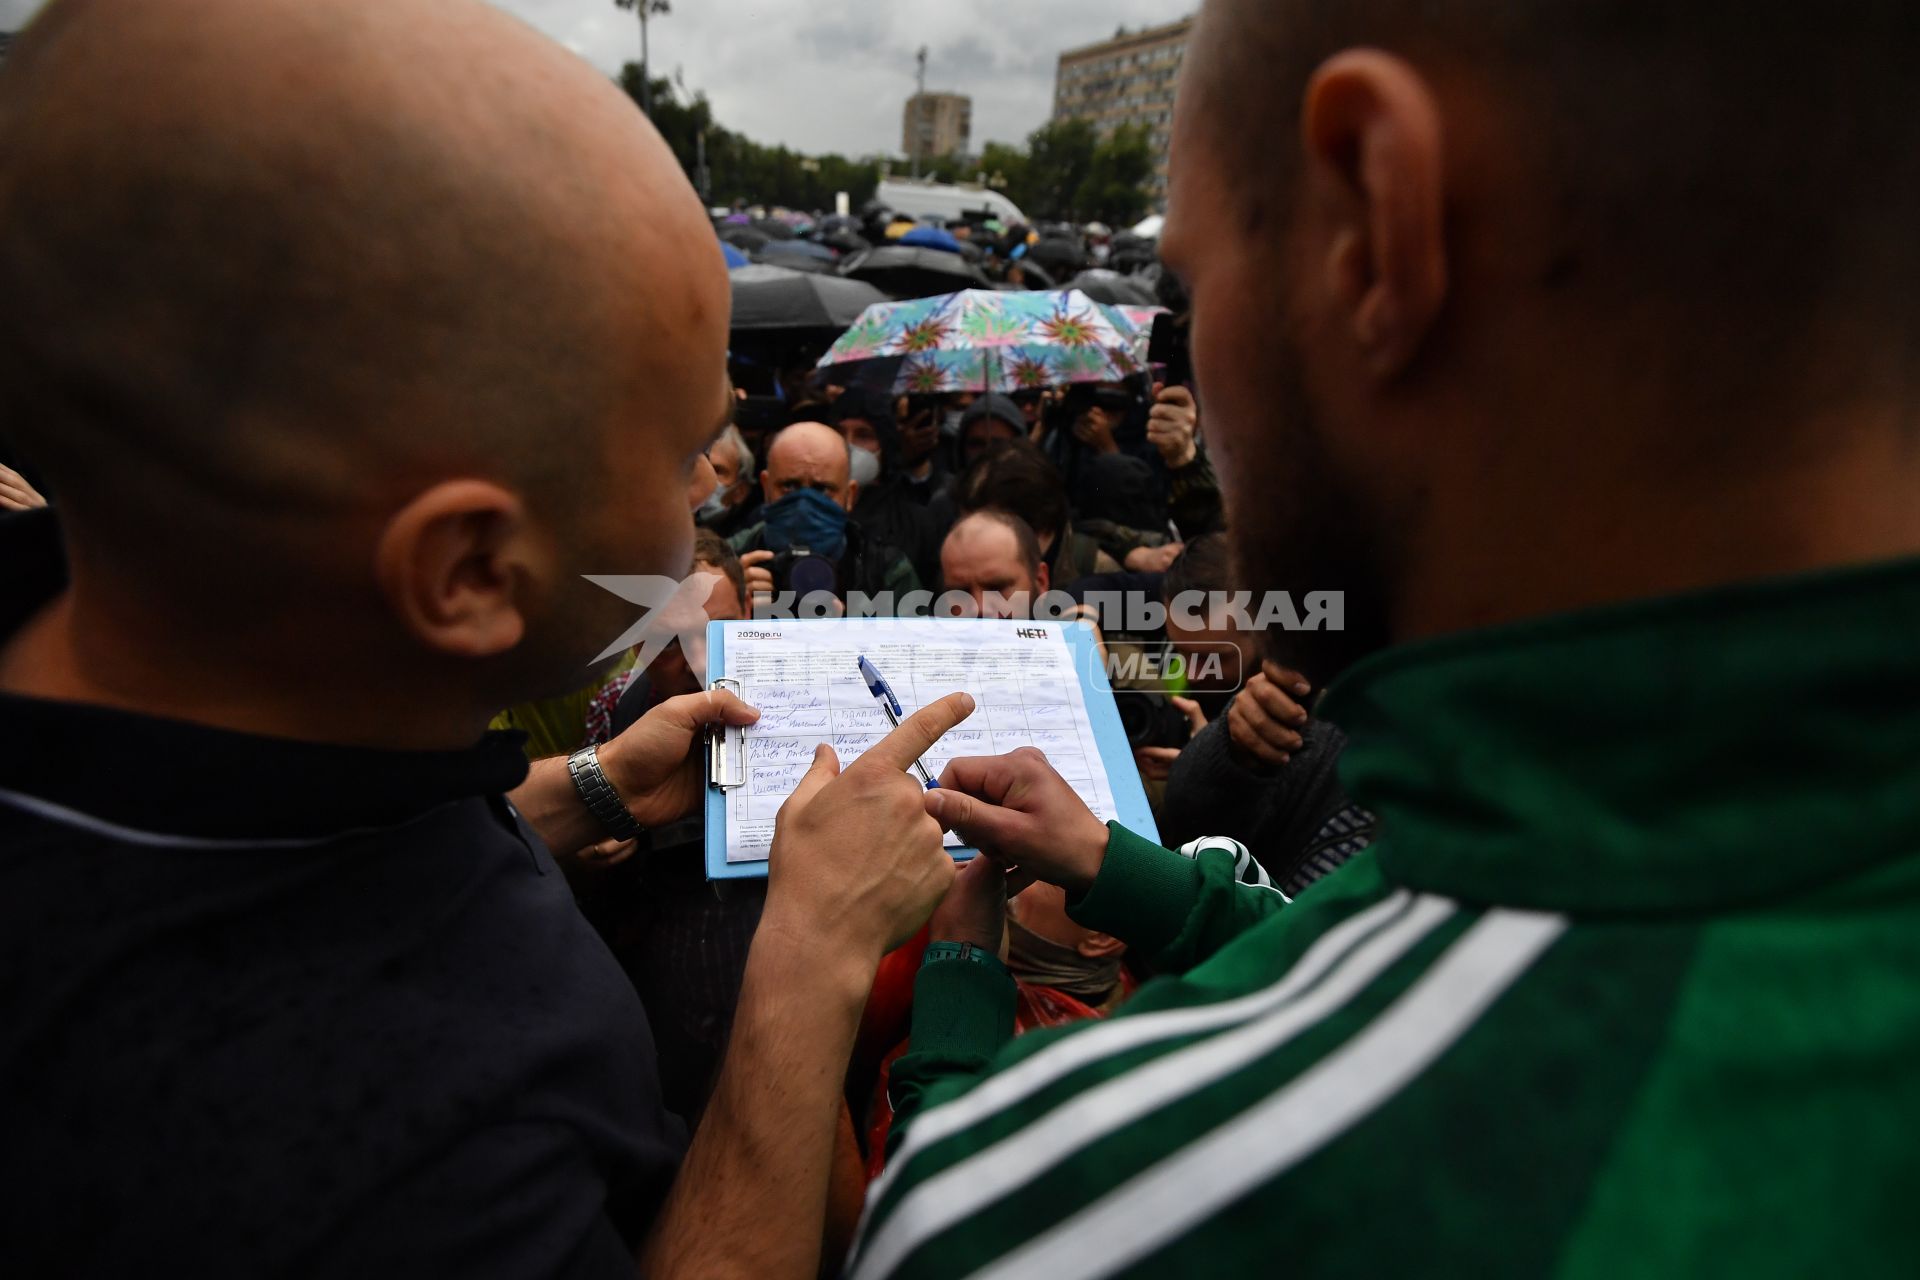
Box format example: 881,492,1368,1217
616,65,880,210
1023,119,1100,222
1076,123,1157,226
977,141,1032,216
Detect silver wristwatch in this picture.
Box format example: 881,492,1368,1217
565,744,644,841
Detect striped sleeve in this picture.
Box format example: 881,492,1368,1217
1068,823,1288,974
849,870,1570,1280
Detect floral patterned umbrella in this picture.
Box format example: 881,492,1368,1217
815,289,1146,394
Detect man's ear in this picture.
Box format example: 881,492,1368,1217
1036,562,1051,595
1077,931,1126,960
761,469,777,504
1301,49,1449,378
844,479,859,510
373,479,538,660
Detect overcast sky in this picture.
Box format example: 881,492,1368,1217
1,0,1192,156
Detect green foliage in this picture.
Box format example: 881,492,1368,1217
612,62,1155,224
1022,118,1100,221
1074,122,1156,226
617,65,880,210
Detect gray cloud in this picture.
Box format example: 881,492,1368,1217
0,1,1189,156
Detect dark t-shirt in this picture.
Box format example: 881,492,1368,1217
0,508,683,1276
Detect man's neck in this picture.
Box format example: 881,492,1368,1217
0,590,489,751
905,457,935,483
1394,403,1920,639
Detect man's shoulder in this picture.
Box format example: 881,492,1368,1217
0,804,679,1271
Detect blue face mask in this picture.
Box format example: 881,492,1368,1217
761,487,849,560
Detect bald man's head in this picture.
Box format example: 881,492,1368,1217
0,0,734,730
763,421,856,511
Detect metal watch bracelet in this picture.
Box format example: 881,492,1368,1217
565,744,644,841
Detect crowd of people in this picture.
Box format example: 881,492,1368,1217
2,0,1917,1275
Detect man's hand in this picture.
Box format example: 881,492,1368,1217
1133,696,1202,782
599,687,761,828
762,691,976,960
927,853,1025,951
1146,382,1199,468
740,548,775,608
1227,661,1313,768
925,747,1110,894
1072,406,1122,454
896,403,941,467
1124,541,1184,573
0,463,47,512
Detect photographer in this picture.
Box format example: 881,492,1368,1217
729,421,920,614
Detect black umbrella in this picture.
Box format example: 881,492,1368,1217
1067,269,1159,306
758,238,837,268
1004,258,1058,290
819,229,871,256
1026,236,1087,276
719,225,771,253
750,218,797,241
839,245,990,300
729,264,888,332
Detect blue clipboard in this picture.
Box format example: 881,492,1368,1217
702,617,1160,880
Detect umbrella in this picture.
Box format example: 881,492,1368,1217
751,218,798,241
730,264,890,332
719,225,771,253
815,288,1145,394
1026,236,1087,276
1067,269,1159,306
1003,258,1058,291
720,241,751,270
819,229,871,256
899,225,963,254
1109,304,1167,363
759,238,836,265
839,245,990,300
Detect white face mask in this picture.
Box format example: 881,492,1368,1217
849,444,882,486
695,487,729,521
940,407,966,437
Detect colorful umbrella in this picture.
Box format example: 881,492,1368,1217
816,289,1146,394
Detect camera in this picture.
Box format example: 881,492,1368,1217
1116,691,1191,750
767,546,840,600
1148,312,1192,389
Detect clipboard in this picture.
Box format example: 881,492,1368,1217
702,617,1160,881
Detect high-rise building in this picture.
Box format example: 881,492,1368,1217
1051,16,1194,210
902,92,973,164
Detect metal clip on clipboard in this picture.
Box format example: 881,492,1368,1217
706,677,746,790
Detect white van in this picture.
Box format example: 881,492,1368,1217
875,178,1028,226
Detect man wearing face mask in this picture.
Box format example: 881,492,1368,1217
730,421,921,614
859,877,1132,1178
833,388,944,588
695,423,761,541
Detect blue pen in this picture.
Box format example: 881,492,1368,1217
857,654,940,789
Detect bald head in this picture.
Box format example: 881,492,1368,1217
0,0,727,578
0,0,736,739
763,421,855,510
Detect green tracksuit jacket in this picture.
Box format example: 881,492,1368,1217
848,556,1920,1279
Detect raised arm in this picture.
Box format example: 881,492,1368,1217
639,693,976,1279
